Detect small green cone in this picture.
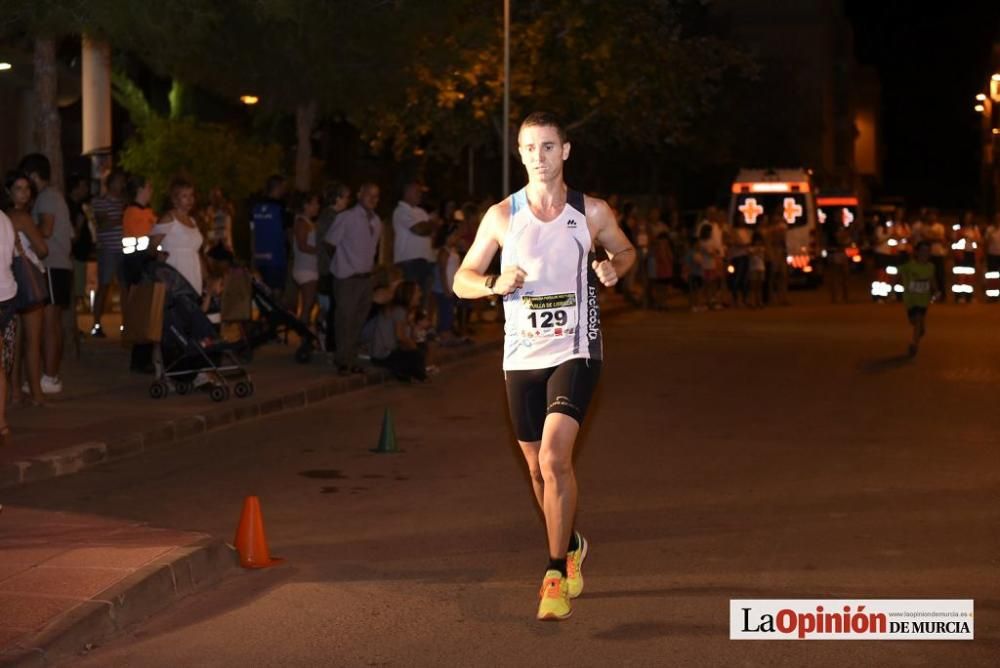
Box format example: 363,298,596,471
373,407,399,453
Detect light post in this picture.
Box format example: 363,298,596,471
502,0,510,198
992,74,1000,215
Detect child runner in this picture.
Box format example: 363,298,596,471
900,241,935,357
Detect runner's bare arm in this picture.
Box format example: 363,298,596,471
453,202,525,298
588,197,635,286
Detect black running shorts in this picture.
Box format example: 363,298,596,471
906,305,927,322
45,268,72,308
504,358,602,443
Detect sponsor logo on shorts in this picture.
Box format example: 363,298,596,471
549,395,580,413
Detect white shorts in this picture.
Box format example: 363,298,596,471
293,270,319,286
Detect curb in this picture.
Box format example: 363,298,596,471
0,304,631,490
0,339,501,491
0,537,237,667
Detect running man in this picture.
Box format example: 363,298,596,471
453,112,635,620
900,240,934,357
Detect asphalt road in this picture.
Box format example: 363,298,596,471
7,292,1000,667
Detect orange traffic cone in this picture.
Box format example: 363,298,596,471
233,496,283,569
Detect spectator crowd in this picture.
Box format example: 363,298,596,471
3,147,1000,445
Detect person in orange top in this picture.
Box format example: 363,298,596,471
122,175,155,238
122,175,157,374
121,176,155,303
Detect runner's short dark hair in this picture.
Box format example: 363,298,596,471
520,111,567,143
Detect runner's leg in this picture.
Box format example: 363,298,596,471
538,414,580,561
519,441,544,509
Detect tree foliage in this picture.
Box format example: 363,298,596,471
361,0,756,160
0,0,399,111
1,0,767,191
118,116,282,207
112,73,281,205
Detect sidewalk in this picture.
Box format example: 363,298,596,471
0,505,233,667
0,291,631,488
0,309,504,488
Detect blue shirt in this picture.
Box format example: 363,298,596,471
250,198,288,266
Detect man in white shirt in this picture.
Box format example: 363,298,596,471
392,183,436,307
325,183,382,375
20,153,72,394
925,212,948,300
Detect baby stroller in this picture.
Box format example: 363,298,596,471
243,277,320,364
128,255,254,402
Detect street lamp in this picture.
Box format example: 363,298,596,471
975,104,985,113
0,62,11,71
502,0,510,198
240,95,259,106
977,94,987,101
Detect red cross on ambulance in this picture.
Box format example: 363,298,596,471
739,198,764,225
782,197,803,224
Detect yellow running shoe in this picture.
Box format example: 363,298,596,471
566,532,588,599
536,570,572,621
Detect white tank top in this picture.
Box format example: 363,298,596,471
293,216,318,276
501,188,602,371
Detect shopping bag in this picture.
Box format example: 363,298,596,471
221,268,252,322
12,256,47,312
122,282,166,343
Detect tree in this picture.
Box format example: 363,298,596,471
1,0,464,190
0,0,226,188
361,0,756,164
111,71,282,208
0,1,85,190
31,38,63,190
129,0,418,191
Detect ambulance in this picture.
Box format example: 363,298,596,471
729,168,821,285
816,192,863,268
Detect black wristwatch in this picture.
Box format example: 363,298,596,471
485,274,498,294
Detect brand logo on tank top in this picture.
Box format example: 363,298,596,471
567,219,577,228
587,285,599,340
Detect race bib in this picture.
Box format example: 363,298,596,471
908,279,930,294
520,293,578,338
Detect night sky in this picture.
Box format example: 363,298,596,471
843,1,1000,210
